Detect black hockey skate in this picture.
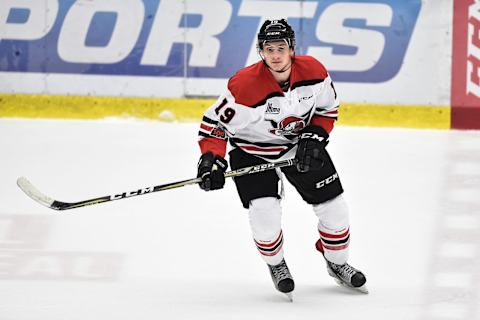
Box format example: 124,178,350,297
267,259,295,301
325,260,368,294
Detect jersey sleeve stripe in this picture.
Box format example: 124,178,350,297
314,107,339,120
202,116,219,125
200,123,214,131
198,131,211,138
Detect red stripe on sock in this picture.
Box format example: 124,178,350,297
322,243,349,251
319,228,349,239
254,230,283,248
258,244,283,257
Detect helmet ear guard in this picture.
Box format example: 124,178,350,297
257,19,296,51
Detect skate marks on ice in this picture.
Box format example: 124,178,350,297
421,132,480,320
0,213,124,281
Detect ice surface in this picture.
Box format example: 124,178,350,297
1,119,479,320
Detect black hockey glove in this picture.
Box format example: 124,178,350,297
295,126,329,173
197,152,228,191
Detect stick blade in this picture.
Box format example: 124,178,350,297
17,177,56,209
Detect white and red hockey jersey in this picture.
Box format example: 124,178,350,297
198,55,339,161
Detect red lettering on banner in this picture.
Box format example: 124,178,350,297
451,0,480,129
466,5,480,97
467,54,480,89
467,10,480,95
469,15,480,48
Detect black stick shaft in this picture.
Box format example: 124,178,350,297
20,159,296,211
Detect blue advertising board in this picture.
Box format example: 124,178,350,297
0,0,421,83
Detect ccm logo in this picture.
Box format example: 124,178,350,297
315,173,339,189
250,163,275,173
467,1,480,97
299,132,326,142
111,187,154,200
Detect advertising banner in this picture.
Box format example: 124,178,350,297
451,0,480,129
1,0,420,81
0,0,453,109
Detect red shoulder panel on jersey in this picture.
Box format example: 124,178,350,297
228,56,329,107
290,56,328,89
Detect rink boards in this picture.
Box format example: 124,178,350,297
0,0,478,129
0,94,451,130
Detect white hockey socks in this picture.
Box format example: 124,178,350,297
313,195,350,265
249,197,284,266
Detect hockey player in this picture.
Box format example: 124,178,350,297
196,19,367,300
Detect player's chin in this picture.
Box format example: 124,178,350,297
270,64,285,72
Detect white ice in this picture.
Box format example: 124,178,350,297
1,119,479,320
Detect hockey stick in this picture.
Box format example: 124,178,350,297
17,158,296,211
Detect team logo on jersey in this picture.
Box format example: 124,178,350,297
269,111,310,139
266,102,280,114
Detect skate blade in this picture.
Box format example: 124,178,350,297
334,278,369,294
284,292,294,302
354,284,369,294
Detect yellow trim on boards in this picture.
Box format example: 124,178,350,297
339,103,450,130
0,94,450,129
0,94,213,122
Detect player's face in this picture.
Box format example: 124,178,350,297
261,41,293,72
